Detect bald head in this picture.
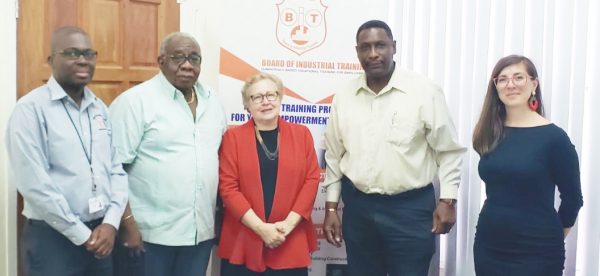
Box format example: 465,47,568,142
50,26,90,53
47,26,96,96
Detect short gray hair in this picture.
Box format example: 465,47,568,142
241,73,284,108
159,32,200,55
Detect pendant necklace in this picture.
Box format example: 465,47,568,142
254,125,279,160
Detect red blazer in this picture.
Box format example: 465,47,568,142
218,118,320,272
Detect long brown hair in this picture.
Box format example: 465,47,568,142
472,55,544,156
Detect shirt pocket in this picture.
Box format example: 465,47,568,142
386,113,421,147
91,114,113,163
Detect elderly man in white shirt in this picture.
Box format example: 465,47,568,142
109,32,226,276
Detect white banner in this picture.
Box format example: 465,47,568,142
217,1,389,275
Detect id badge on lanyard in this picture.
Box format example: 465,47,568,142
62,100,107,214
88,166,106,213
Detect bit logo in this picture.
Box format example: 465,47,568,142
276,0,327,55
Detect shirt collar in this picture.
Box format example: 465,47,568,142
156,71,211,101
355,63,408,96
47,76,97,109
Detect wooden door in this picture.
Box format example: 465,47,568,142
16,0,179,275
17,0,180,104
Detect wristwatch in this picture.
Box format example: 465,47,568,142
440,198,457,207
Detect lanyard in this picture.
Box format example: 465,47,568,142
61,99,96,194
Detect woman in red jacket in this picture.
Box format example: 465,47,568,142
218,73,320,276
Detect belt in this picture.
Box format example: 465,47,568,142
83,217,104,229
342,175,433,199
27,217,105,229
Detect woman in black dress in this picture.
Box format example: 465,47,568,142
472,55,583,276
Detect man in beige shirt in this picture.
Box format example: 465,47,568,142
322,20,466,276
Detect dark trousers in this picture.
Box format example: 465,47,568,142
341,177,436,276
220,259,308,276
21,218,112,276
143,239,214,276
112,233,145,276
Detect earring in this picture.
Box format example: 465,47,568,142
528,91,539,111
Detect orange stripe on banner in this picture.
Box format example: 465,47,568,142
220,47,310,103
316,94,334,104
219,47,257,82
282,87,309,102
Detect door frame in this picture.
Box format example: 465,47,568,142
0,0,18,275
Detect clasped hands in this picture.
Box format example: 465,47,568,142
243,210,302,249
83,218,145,258
83,223,117,259
256,220,296,248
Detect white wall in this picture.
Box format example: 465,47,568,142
180,0,223,91
0,0,18,275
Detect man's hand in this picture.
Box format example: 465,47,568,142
119,219,145,257
84,223,117,258
432,200,456,234
256,223,286,248
323,202,343,247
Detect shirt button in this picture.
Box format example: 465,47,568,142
52,221,57,225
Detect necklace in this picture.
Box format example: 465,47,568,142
186,89,195,104
254,125,279,160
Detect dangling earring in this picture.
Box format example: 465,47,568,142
528,91,539,111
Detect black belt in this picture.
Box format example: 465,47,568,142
342,175,433,199
27,217,104,230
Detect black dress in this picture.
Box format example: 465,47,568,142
474,124,583,276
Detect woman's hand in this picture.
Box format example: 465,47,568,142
274,211,302,237
274,221,294,236
241,209,285,248
257,223,286,248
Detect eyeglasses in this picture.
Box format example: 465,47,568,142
249,91,279,104
168,53,202,66
54,48,98,60
493,75,535,88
